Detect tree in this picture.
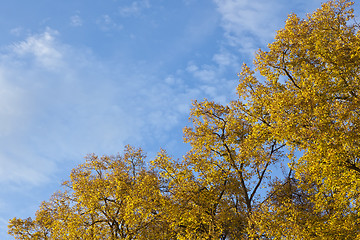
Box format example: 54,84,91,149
236,0,360,238
9,0,360,239
153,99,284,239
9,146,173,240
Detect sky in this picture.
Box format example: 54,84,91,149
0,0,345,238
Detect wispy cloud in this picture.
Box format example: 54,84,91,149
0,29,131,186
213,0,324,56
185,59,238,104
214,0,282,55
70,15,83,27
0,27,220,187
119,0,150,17
10,28,63,70
96,15,123,31
187,63,217,83
10,27,24,36
212,49,240,69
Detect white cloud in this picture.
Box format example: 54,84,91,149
213,0,324,56
214,0,280,54
185,60,237,105
187,63,217,83
10,28,64,70
0,28,214,187
213,49,239,69
0,30,131,186
70,15,83,27
96,15,123,31
186,63,198,73
119,0,150,17
10,27,24,36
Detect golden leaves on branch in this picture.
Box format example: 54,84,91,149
8,0,360,239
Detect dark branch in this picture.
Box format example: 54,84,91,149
283,68,301,89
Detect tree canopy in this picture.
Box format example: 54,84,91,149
8,0,360,239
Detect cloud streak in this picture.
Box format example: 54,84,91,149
119,0,151,17
0,29,135,186
213,0,324,56
0,27,224,188
96,15,123,31
11,29,63,70
70,15,83,27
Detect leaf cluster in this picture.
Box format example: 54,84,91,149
8,0,360,239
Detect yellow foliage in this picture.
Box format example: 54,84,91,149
9,0,360,239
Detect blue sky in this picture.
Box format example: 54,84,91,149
0,0,342,238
